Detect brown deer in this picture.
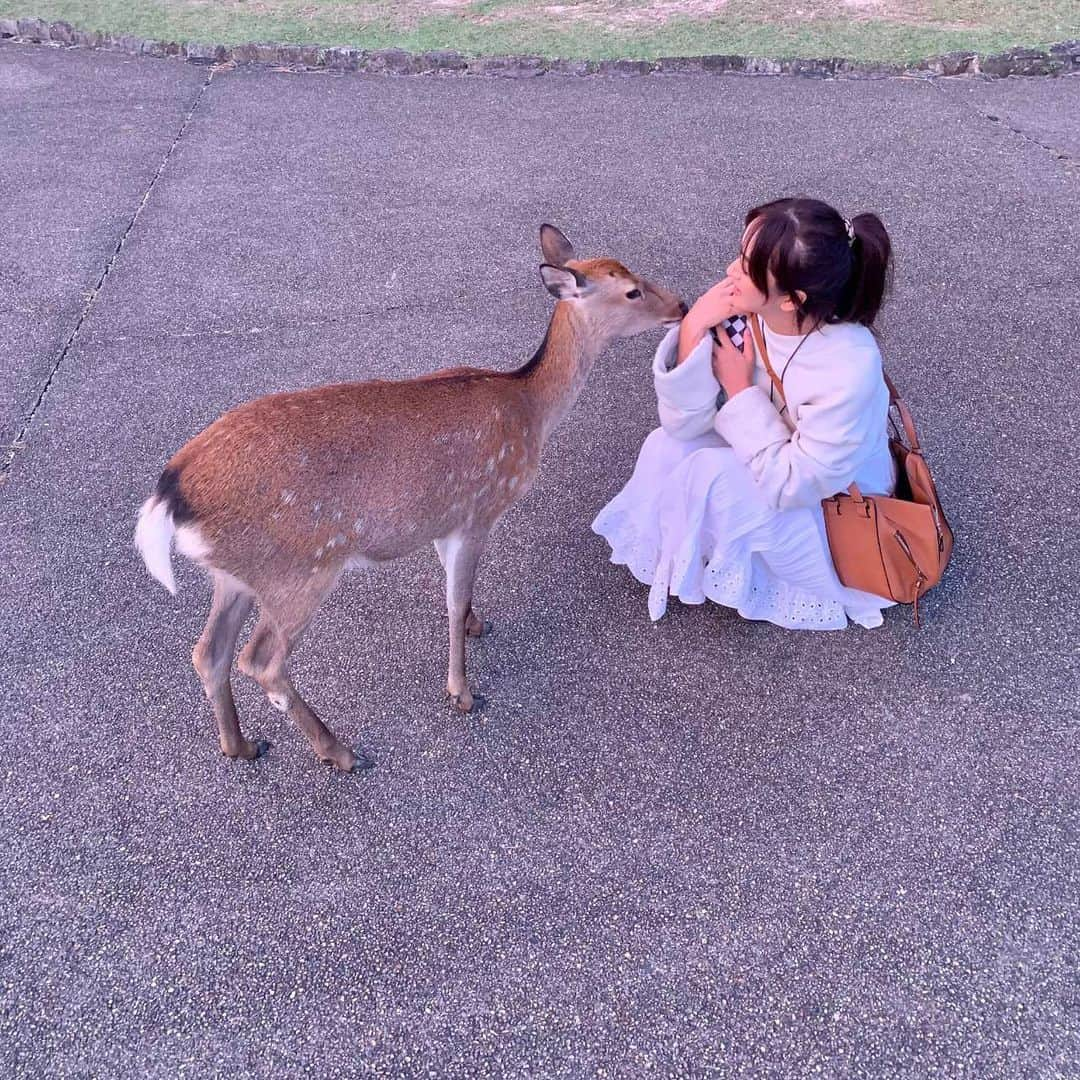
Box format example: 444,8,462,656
135,225,684,772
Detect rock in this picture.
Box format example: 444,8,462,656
184,41,222,64
933,51,978,76
369,48,419,74
547,58,598,76
700,54,744,74
1049,41,1080,71
74,28,102,49
49,21,75,45
470,55,548,77
115,34,145,55
597,58,654,75
0,18,19,38
842,59,905,79
420,49,468,74
652,55,705,75
16,17,49,41
229,42,259,64
785,58,838,78
981,47,1057,77
744,56,782,75
319,46,358,71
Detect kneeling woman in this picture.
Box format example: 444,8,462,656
594,197,896,630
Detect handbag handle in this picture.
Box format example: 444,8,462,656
883,370,921,451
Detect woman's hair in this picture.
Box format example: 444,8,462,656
743,197,893,330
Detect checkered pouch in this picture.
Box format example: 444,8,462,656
708,316,749,407
711,314,749,351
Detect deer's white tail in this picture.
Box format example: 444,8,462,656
135,495,178,595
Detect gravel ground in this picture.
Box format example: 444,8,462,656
1,44,1078,1077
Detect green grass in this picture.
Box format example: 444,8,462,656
3,0,1078,62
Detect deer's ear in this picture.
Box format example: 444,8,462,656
539,263,589,300
540,224,575,267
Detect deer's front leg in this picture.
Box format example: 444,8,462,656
440,532,487,712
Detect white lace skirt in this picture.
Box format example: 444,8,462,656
592,428,893,630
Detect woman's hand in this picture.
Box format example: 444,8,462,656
688,276,739,328
676,277,739,365
712,324,756,399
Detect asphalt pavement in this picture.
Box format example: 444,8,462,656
1,41,1078,1078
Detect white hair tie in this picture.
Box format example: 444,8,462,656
843,217,856,247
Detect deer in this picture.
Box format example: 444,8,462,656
135,225,685,773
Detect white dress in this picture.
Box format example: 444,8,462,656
593,320,897,630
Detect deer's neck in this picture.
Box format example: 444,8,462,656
522,302,608,440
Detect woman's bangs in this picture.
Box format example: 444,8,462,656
745,213,789,298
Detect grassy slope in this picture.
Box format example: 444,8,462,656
1,0,1077,62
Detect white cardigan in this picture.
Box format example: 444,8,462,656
653,321,895,510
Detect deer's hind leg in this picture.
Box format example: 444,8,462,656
192,572,262,761
440,532,488,713
237,612,276,682
434,538,492,639
250,583,372,773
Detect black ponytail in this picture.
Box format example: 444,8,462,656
840,212,892,327
743,198,893,330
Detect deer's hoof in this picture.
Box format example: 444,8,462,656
318,743,370,773
350,749,376,772
224,737,270,761
447,691,485,714
466,616,493,639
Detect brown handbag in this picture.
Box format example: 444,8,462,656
748,316,953,625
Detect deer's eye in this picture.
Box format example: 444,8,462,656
626,288,642,300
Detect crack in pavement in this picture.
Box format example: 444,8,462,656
931,77,1080,178
0,64,221,485
982,112,1080,171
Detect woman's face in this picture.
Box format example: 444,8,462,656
726,222,804,320
725,223,769,314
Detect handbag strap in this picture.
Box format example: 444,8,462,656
749,314,922,494
749,314,786,404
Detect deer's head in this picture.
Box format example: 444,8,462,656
537,225,686,338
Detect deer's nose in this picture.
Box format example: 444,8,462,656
678,301,689,318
